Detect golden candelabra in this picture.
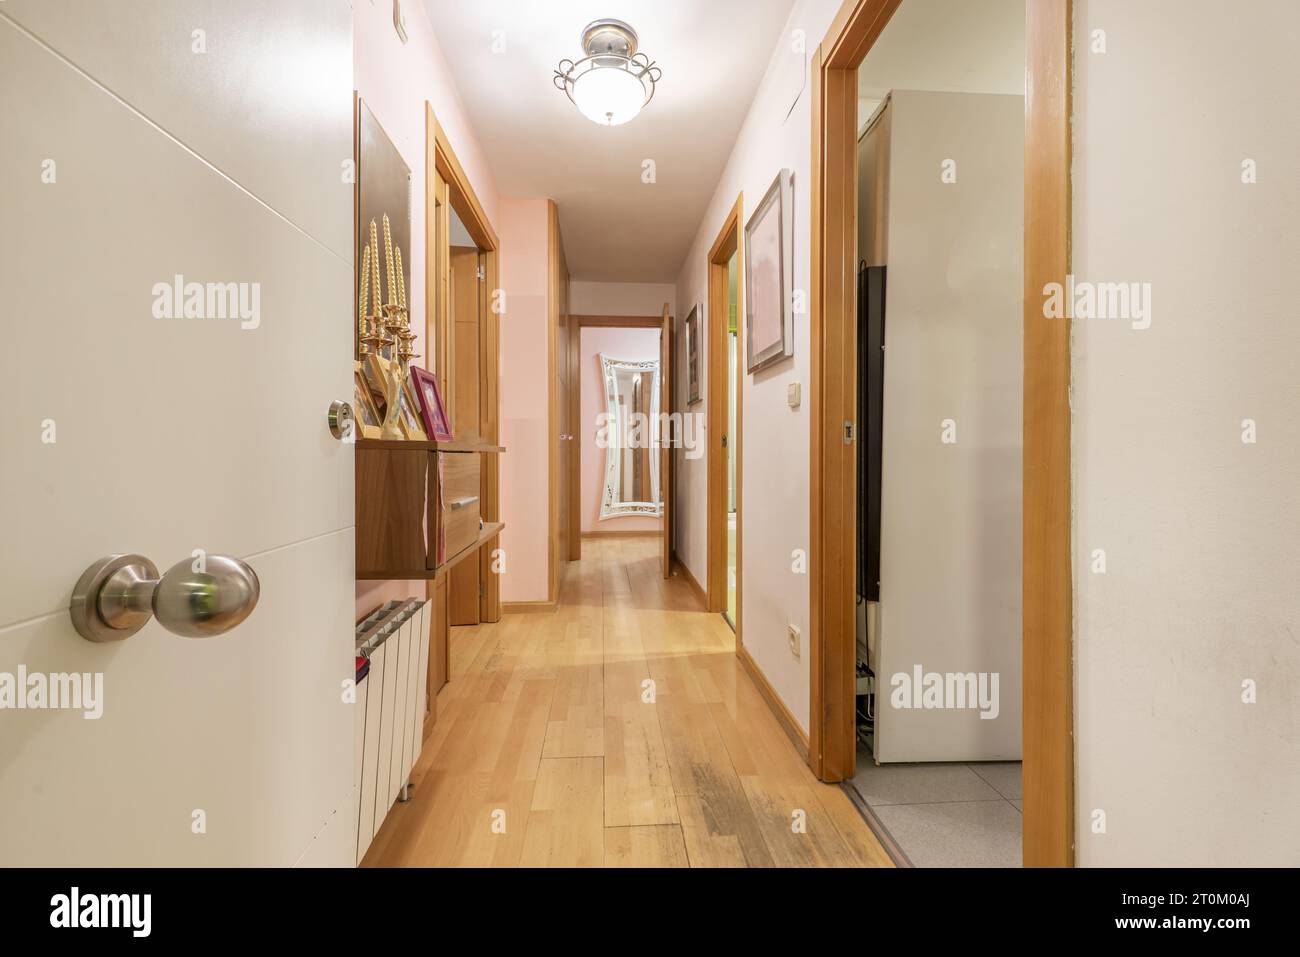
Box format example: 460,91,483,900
358,214,419,440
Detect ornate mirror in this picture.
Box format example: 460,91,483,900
598,354,661,520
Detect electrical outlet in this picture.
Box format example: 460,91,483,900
787,623,801,659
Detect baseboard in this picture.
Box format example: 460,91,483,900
581,529,661,538
502,600,557,614
672,556,708,609
737,645,810,762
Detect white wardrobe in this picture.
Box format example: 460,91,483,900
859,90,1025,763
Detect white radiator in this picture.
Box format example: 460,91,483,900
353,599,430,865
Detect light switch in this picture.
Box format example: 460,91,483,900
787,381,801,408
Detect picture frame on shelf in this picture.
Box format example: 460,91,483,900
743,168,794,373
361,353,392,422
684,303,701,406
410,366,453,442
398,380,426,440
352,361,382,439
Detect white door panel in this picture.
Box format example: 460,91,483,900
0,6,354,866
296,788,358,868
0,529,355,866
0,17,353,627
0,0,353,261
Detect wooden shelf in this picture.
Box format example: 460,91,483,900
441,522,505,573
356,522,503,581
356,438,505,453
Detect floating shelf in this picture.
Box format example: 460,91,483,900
356,522,503,581
356,438,505,454
442,522,504,573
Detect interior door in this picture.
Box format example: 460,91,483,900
661,303,673,579
448,244,482,626
557,303,571,571
0,2,355,866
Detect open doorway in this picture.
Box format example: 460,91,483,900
707,196,744,636
809,0,1072,867
568,314,669,568
446,202,490,627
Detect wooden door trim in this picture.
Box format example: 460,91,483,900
546,200,567,603
425,103,501,623
573,314,663,328
706,194,743,646
566,308,581,560
565,313,668,562
660,303,673,579
1021,0,1074,869
806,0,1075,868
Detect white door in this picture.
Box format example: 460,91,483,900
0,2,356,865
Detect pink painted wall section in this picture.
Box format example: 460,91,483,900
353,0,500,619
580,328,663,533
498,198,552,603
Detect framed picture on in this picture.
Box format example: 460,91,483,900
684,303,701,406
398,380,427,440
743,168,794,373
352,361,382,439
410,366,453,442
361,353,392,422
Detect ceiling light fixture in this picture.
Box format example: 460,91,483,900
553,19,661,127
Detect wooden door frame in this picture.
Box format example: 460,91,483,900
566,307,581,561
547,201,570,601
806,0,1074,867
706,194,743,644
566,313,670,569
660,303,673,580
425,103,501,624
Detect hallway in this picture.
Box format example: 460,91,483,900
364,536,891,867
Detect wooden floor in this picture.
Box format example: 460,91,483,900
364,535,892,868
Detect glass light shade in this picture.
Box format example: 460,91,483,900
571,66,648,126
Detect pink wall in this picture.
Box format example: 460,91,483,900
353,0,500,619
498,198,551,602
580,328,663,533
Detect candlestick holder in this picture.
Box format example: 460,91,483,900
395,308,419,369
359,314,387,357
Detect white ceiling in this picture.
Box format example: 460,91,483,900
857,0,1024,120
422,0,797,282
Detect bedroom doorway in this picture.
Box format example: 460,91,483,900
707,195,744,637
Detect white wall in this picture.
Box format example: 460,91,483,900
674,0,844,733
570,280,675,318
870,91,1023,763
1072,0,1300,865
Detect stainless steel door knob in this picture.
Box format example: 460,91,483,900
70,553,261,642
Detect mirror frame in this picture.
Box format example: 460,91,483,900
598,354,661,520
